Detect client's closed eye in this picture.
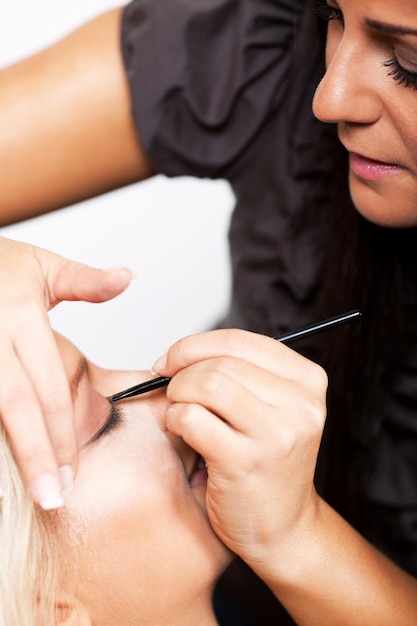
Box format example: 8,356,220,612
86,402,124,446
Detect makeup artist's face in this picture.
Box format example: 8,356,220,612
52,334,231,624
313,0,417,227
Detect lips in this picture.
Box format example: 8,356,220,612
172,441,208,489
188,455,208,488
349,152,405,181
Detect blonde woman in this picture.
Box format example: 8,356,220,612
0,326,327,625
0,322,416,624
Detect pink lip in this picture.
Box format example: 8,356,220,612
349,152,405,181
188,455,208,488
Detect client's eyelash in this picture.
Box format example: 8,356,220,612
93,403,124,442
384,56,417,91
313,0,344,25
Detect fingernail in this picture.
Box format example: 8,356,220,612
151,352,167,374
31,473,64,510
59,465,74,494
107,267,136,280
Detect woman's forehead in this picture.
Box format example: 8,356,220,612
339,0,417,17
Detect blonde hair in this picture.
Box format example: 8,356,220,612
0,424,59,626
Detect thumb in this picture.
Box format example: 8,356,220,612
44,255,134,307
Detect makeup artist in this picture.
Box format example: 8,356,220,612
2,0,417,624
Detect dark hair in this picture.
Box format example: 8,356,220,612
313,144,417,524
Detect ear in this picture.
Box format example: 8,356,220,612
54,591,92,626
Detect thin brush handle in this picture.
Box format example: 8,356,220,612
276,309,361,343
109,309,361,402
110,375,171,401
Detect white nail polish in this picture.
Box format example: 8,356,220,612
31,473,64,510
59,465,74,494
151,352,167,374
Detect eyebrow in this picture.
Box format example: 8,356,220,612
366,19,417,38
69,357,89,400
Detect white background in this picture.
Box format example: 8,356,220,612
0,0,234,370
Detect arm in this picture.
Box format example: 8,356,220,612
154,329,417,624
260,499,417,625
0,6,154,225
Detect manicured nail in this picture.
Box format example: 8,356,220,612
31,473,64,510
151,352,167,374
59,465,74,494
107,267,136,280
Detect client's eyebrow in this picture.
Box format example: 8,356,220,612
366,19,417,38
70,357,89,400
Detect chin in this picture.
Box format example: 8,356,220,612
349,175,417,229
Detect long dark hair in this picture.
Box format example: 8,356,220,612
313,143,417,524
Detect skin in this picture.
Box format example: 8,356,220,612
0,8,153,225
51,333,231,625
313,0,417,227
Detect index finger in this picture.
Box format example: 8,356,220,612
153,329,321,385
14,318,77,473
0,322,76,508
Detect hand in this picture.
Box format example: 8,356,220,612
153,329,328,575
0,236,132,509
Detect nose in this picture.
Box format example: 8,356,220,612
312,32,381,126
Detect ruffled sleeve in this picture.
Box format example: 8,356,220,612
121,0,305,178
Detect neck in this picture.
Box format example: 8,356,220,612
126,589,219,626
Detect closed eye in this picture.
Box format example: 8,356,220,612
384,56,417,91
86,402,124,446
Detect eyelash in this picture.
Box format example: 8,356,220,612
314,0,417,92
313,0,344,25
94,403,124,441
384,56,417,91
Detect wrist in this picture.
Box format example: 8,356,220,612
245,493,327,590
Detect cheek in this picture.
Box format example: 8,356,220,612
55,431,181,591
55,428,228,620
65,423,182,518
400,117,417,169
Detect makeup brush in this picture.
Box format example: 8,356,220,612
109,310,361,402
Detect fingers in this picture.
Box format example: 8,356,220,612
13,311,77,468
153,328,325,394
0,339,73,510
158,329,328,448
166,401,240,470
166,356,327,444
